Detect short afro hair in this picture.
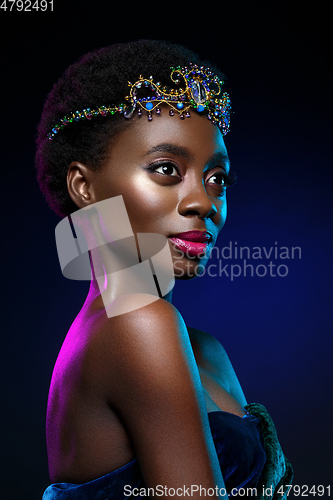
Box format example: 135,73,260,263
35,40,226,218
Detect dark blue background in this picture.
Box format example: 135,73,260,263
2,1,332,498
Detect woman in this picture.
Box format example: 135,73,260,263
36,40,293,499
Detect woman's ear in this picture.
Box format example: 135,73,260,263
67,161,98,210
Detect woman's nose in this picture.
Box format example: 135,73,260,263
177,180,218,219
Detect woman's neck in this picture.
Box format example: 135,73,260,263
84,244,174,317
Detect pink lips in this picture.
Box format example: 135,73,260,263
169,231,212,258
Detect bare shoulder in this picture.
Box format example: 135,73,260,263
101,295,188,351
187,326,247,406
89,296,196,395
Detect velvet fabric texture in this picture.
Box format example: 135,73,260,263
43,403,292,499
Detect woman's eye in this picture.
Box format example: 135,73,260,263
206,172,226,186
152,162,179,177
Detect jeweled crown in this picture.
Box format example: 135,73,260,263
47,64,231,141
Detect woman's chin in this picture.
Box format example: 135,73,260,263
170,242,210,280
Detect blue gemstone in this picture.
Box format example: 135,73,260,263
197,104,205,112
145,102,153,110
176,102,184,110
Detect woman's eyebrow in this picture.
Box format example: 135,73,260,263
145,143,194,160
205,152,231,173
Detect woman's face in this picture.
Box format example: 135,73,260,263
89,109,231,279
